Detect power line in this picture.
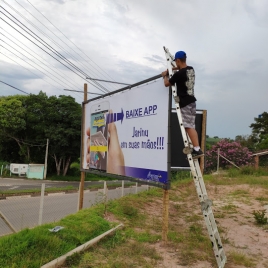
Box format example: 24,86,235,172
0,1,125,99
1,52,83,101
0,14,108,94
1,44,76,94
0,29,83,93
10,0,118,91
0,7,109,93
64,89,103,95
25,0,119,88
0,80,29,95
87,78,131,86
1,38,85,95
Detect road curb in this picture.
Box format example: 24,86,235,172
41,223,123,268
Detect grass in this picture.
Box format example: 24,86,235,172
229,250,256,267
205,169,268,188
48,173,122,182
0,186,76,195
0,206,112,268
1,173,119,182
1,169,268,267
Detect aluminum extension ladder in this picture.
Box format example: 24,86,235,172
163,46,227,268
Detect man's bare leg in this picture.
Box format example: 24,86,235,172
185,128,199,147
185,128,204,158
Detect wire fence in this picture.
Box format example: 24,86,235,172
0,179,149,237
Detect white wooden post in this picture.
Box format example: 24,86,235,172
77,182,81,212
103,181,107,195
217,148,220,173
39,183,45,225
121,180,124,197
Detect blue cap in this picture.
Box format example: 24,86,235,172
174,51,186,60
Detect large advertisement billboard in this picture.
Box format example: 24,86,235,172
82,78,170,187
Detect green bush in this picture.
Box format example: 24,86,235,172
252,210,268,225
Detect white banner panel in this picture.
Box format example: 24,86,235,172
82,78,169,185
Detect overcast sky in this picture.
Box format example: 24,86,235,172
1,0,267,139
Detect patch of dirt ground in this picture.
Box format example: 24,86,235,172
144,183,268,268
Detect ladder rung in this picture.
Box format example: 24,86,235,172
212,229,218,235
218,248,224,255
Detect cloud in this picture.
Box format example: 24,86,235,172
243,0,268,27
0,60,41,81
1,0,268,139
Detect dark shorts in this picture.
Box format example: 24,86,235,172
181,102,196,128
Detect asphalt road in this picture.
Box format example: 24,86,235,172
0,180,148,237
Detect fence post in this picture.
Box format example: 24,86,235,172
39,183,45,225
104,181,108,214
121,180,124,197
103,181,107,195
135,182,138,194
217,148,220,173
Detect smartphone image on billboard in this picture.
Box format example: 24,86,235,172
89,101,109,171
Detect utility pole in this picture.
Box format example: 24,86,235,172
44,139,49,179
78,83,87,210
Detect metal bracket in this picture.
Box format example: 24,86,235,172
173,96,180,103
183,147,192,154
201,199,213,211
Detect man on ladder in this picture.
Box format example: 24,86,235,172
161,50,203,159
163,47,227,268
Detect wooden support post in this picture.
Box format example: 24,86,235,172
255,155,259,169
162,189,169,242
200,110,207,174
79,83,87,210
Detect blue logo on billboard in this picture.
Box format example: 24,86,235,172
106,109,124,124
147,171,162,182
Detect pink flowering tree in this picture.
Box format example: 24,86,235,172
205,139,254,173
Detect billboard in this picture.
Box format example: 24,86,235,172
82,77,170,187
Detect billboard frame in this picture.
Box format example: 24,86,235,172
80,74,172,190
80,74,207,189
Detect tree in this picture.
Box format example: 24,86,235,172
250,112,268,150
0,93,82,176
0,96,29,161
43,95,81,176
235,135,256,152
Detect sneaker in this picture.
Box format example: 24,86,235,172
192,149,204,159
